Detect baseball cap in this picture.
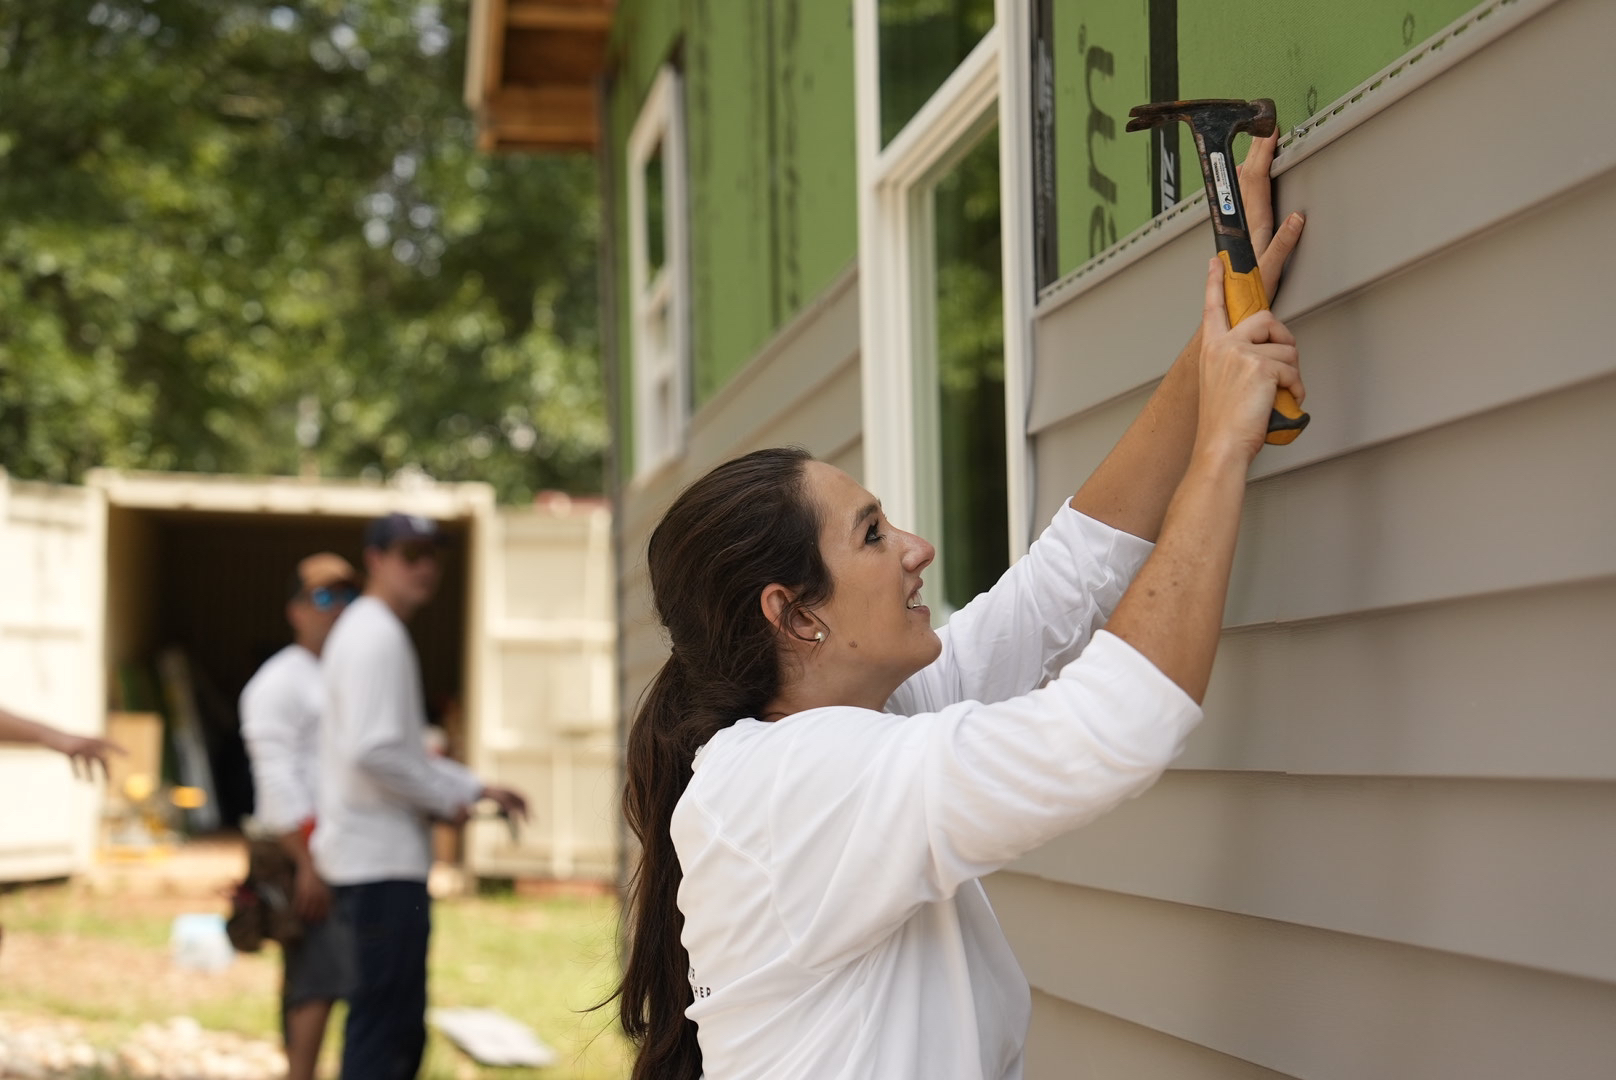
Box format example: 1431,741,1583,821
364,512,447,551
287,552,360,602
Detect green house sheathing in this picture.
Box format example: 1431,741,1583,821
607,0,1492,473
1052,0,1482,276
607,0,858,478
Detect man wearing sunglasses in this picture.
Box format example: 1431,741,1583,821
316,513,529,1080
239,552,362,1080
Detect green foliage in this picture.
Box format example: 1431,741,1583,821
0,1,605,501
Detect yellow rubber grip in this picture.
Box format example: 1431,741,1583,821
1218,251,1309,445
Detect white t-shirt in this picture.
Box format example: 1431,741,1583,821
239,644,323,835
313,596,482,886
672,506,1203,1080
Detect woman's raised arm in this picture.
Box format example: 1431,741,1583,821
1071,133,1304,542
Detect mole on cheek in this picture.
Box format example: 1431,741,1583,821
848,640,859,649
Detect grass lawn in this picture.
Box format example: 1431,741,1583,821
0,879,632,1079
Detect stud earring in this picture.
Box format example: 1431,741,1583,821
813,631,825,643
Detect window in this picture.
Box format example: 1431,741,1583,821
922,127,1009,611
855,0,1035,612
878,0,996,146
627,66,689,480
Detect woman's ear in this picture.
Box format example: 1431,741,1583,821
760,584,821,644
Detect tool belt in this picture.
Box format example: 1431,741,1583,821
224,838,305,953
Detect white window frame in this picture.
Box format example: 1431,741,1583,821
626,66,691,483
853,0,1038,574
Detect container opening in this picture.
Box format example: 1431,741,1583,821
105,505,471,831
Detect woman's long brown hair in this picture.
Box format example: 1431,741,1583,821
615,447,833,1080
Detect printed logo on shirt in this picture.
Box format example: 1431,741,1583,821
688,965,713,1000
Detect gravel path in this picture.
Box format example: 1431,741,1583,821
0,1013,284,1080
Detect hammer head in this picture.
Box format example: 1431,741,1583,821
1125,98,1277,148
1127,98,1277,270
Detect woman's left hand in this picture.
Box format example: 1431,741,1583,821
1238,132,1306,298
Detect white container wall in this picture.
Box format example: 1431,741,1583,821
0,472,106,881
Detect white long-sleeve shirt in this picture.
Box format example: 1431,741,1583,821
672,505,1203,1080
239,645,322,834
313,596,482,886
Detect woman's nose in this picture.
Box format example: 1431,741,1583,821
903,531,935,572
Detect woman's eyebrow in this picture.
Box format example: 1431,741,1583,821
850,501,881,535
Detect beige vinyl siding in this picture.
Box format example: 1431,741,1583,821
616,267,861,723
1025,992,1293,1080
987,874,1616,1080
1009,0,1616,1074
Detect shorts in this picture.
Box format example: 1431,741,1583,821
282,904,357,1013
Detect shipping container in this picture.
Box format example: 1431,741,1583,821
0,469,618,884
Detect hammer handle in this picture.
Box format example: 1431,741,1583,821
1217,251,1309,445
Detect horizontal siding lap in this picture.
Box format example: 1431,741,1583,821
1026,991,1297,1080
1225,373,1616,626
1189,577,1616,779
1010,771,1616,983
1243,174,1616,483
985,872,1616,1080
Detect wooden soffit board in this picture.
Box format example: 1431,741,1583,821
465,0,613,153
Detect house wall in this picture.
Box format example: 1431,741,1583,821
606,0,858,478
1004,0,1616,1072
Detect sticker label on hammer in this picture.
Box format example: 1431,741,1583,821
1209,151,1237,216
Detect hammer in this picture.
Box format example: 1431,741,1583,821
1125,98,1310,444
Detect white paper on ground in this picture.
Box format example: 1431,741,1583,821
428,1007,559,1067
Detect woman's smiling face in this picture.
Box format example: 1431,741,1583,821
799,461,941,690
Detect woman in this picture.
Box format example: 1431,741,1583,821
619,135,1307,1080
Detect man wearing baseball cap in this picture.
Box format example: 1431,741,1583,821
315,514,528,1080
240,552,362,1080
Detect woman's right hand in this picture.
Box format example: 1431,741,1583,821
1193,257,1305,467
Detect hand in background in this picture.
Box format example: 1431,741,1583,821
292,863,332,923
41,730,126,782
479,785,531,825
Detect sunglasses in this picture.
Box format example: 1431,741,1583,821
394,540,442,565
306,584,359,611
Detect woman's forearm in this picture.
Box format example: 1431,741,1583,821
1102,444,1247,704
1069,328,1202,543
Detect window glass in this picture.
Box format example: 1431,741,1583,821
878,0,995,147
927,126,1008,612
644,143,666,275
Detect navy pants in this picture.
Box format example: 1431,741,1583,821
336,881,431,1080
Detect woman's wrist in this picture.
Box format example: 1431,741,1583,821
1186,436,1252,482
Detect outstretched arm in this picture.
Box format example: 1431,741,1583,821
1071,133,1305,542
0,706,125,781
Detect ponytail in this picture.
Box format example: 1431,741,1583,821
612,448,832,1080
619,657,704,1077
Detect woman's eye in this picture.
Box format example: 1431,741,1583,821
865,522,883,545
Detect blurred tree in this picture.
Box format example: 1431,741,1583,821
0,0,604,501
